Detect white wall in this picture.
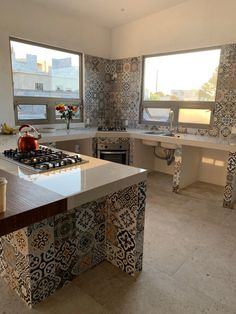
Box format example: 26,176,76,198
111,0,236,58
198,148,228,186
0,0,111,125
154,146,228,187
132,140,155,172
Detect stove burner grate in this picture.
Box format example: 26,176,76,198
97,126,127,132
2,146,88,172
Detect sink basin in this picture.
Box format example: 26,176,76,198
144,131,175,137
144,131,165,135
142,130,178,149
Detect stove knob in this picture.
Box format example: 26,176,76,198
60,160,67,166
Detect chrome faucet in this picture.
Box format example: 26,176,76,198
168,110,174,135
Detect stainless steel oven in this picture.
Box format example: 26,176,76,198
97,143,129,165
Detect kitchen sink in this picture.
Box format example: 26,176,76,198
142,130,178,149
144,131,175,137
144,131,165,135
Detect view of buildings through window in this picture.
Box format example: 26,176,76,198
11,40,80,98
10,39,81,121
143,49,221,102
17,104,47,120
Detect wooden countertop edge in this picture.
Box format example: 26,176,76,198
0,168,68,236
0,198,67,236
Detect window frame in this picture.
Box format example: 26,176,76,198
9,37,84,125
140,46,221,128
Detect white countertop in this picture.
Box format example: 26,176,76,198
0,152,147,209
130,130,236,152
0,128,236,152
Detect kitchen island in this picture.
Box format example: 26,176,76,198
0,153,147,307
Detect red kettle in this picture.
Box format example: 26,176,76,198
18,124,42,152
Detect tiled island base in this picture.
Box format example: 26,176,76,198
0,181,146,307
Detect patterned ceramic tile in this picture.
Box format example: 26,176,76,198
172,147,182,193
29,244,55,286
92,244,105,266
14,230,28,256
75,205,95,232
0,235,32,306
105,243,118,267
94,223,105,244
77,231,95,255
223,152,236,207
31,274,61,305
116,247,135,275
17,275,32,306
106,185,138,233
137,181,146,233
117,229,135,253
54,213,75,242
29,227,53,255
106,222,118,246
55,238,77,271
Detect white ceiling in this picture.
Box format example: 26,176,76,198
31,0,189,28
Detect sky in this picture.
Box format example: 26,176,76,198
144,49,221,95
11,40,79,68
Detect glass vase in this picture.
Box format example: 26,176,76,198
65,118,71,130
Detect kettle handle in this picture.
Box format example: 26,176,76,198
19,124,42,140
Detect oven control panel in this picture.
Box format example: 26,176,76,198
97,143,129,150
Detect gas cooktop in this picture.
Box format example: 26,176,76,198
1,146,88,173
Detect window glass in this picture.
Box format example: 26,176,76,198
16,104,47,120
10,40,80,99
178,108,212,125
143,108,171,122
143,49,221,102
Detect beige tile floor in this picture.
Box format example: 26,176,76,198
1,172,236,314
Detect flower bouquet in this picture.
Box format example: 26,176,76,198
55,104,78,130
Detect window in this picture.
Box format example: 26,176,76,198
178,108,211,125
10,38,83,124
142,47,221,127
143,107,171,123
35,83,43,91
16,104,47,121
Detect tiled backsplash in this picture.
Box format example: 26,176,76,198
84,55,112,127
84,55,141,128
85,44,236,137
214,44,236,137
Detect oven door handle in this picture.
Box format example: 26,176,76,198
100,151,127,155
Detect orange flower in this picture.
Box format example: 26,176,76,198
56,104,65,112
